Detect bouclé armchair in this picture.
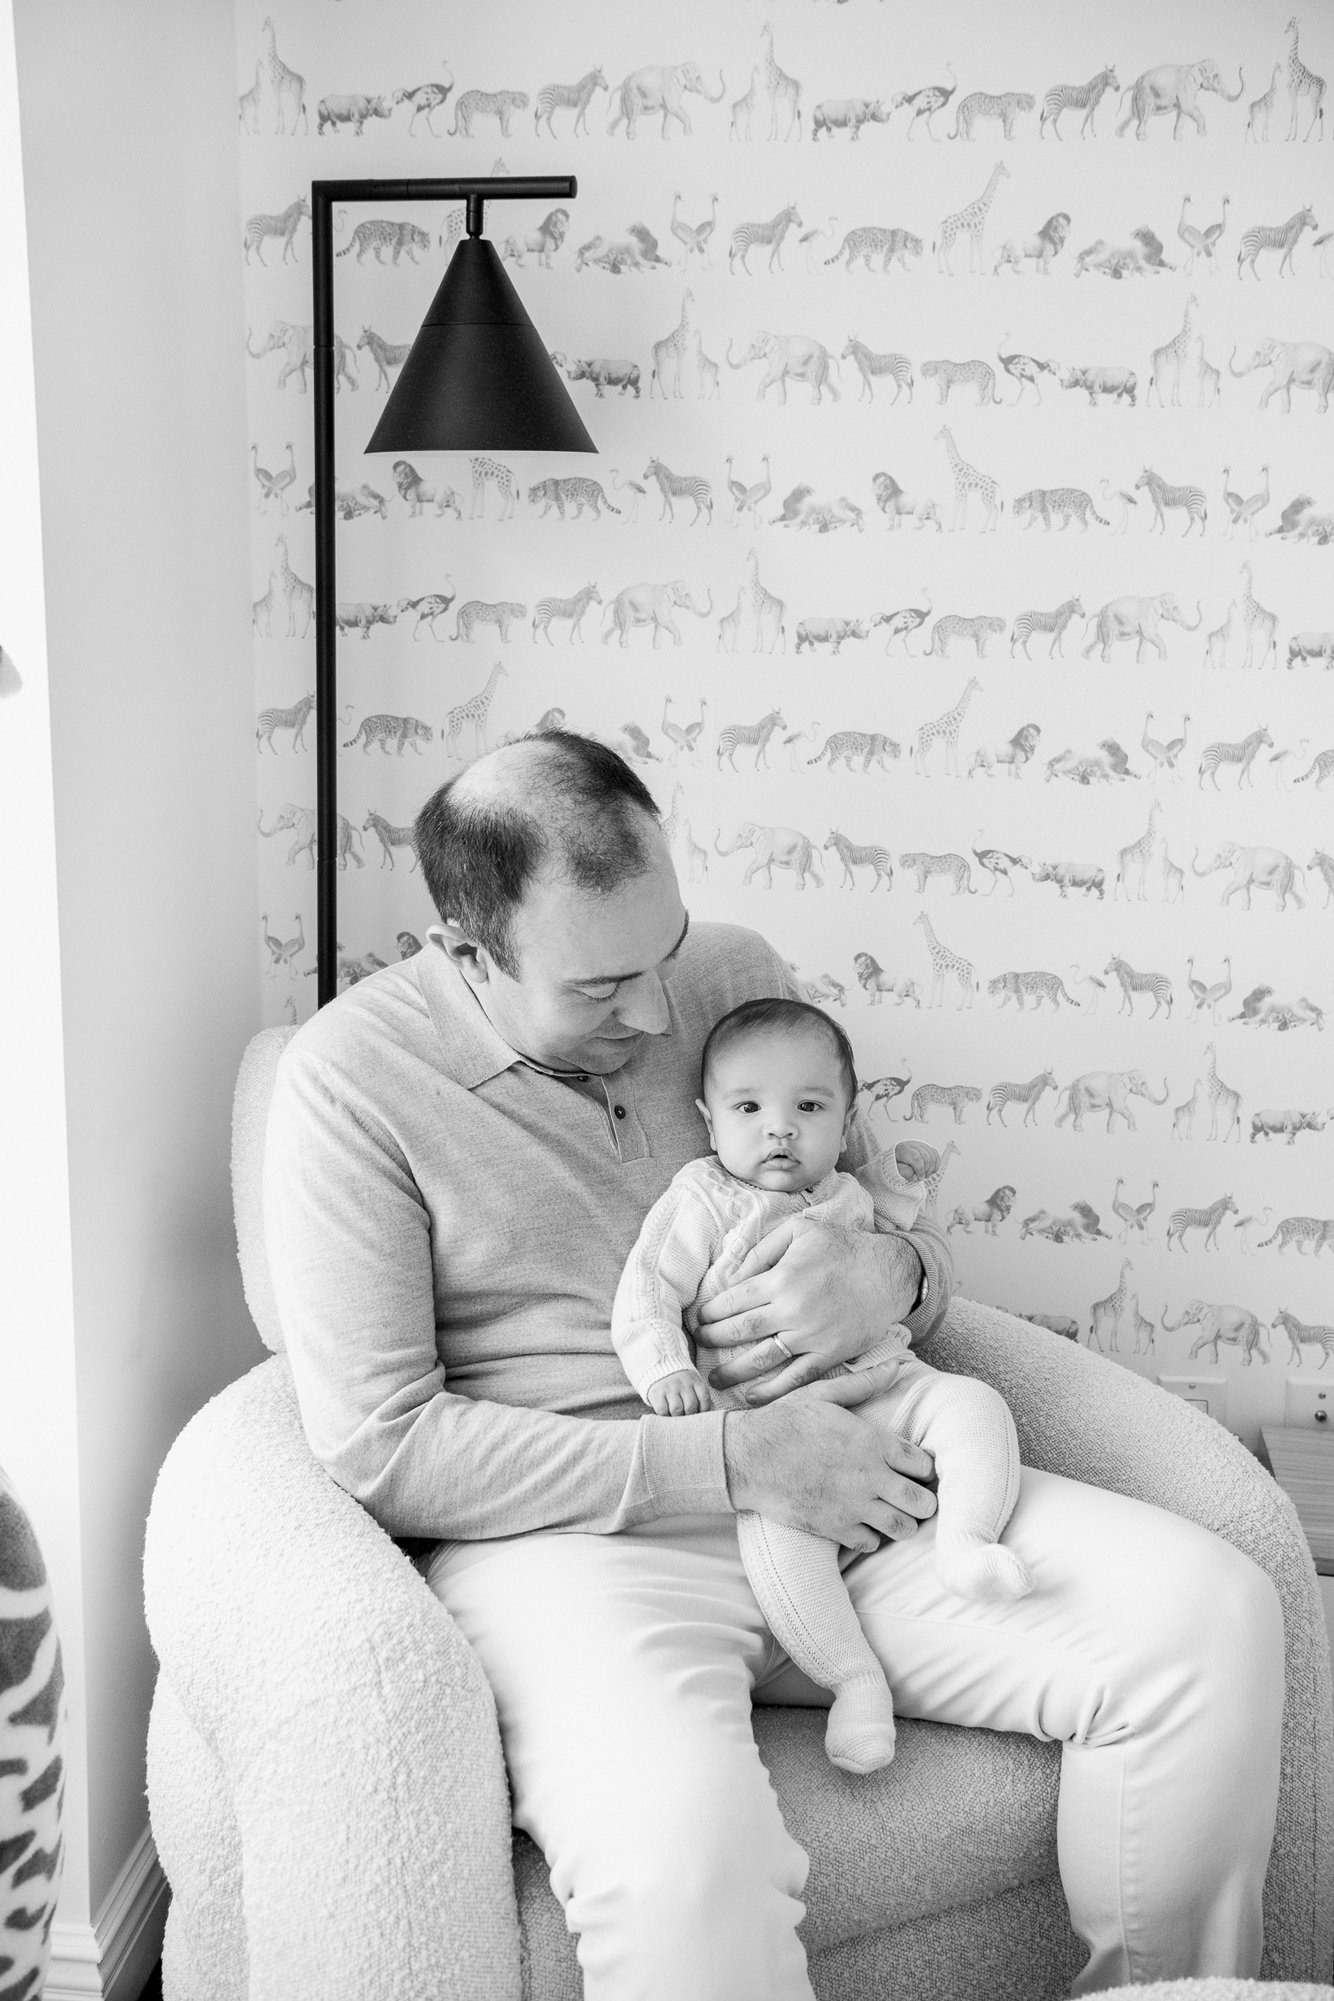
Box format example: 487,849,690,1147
144,1028,1334,1999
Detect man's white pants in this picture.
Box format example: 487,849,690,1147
426,1466,1284,2001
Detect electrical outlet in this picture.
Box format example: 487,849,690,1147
1158,1374,1228,1424
1285,1379,1334,1429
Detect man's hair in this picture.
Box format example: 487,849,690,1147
701,998,859,1110
414,732,661,977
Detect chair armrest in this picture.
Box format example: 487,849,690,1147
144,1356,521,2001
920,1296,1334,1984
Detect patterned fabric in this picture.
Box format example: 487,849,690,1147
0,1466,65,2001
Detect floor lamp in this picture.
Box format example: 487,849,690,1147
311,175,596,1007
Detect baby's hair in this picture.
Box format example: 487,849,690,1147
701,997,859,1110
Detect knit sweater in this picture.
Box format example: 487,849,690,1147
613,1154,923,1402
262,920,955,1543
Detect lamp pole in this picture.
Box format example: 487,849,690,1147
310,176,580,1007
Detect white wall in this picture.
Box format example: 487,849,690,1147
9,0,264,1948
0,0,90,1930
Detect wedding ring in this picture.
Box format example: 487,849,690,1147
772,1336,793,1362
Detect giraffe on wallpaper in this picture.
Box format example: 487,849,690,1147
937,429,1001,531
444,665,507,759
759,23,802,140
743,550,786,653
1284,16,1326,140
914,914,977,1008
934,163,1009,274
1147,295,1199,408
912,679,981,776
259,17,307,135
650,293,695,400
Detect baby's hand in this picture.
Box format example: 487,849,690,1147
647,1369,714,1416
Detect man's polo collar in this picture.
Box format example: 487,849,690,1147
415,934,523,1091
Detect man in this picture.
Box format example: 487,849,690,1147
264,732,1283,2001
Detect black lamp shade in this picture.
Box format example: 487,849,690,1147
364,235,596,455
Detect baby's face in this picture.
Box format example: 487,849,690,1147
698,1028,853,1193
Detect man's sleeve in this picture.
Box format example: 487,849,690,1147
262,1047,733,1541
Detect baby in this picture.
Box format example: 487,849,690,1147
612,997,1031,1775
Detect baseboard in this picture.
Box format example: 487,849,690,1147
46,1825,168,2001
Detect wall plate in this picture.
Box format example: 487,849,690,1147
1285,1379,1334,1430
1157,1375,1228,1424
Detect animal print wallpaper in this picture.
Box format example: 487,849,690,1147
238,0,1334,1448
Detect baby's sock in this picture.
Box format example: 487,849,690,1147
824,1671,897,1775
935,1530,1032,1603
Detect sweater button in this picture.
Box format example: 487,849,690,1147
614,1104,626,1119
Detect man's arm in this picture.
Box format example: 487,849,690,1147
264,1045,735,1541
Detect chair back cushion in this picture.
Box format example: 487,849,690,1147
232,1025,299,1352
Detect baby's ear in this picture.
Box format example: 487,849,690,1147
695,1097,716,1145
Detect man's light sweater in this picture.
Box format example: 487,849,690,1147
262,921,955,1543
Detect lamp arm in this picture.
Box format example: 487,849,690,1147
310,176,579,1008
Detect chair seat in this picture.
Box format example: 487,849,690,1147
514,1708,1061,1988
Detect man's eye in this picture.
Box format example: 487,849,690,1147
578,983,619,1001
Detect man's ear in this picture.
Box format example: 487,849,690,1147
428,922,494,989
695,1097,716,1146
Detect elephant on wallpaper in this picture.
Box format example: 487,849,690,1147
1192,844,1304,911
247,320,357,394
1115,60,1244,141
607,63,724,139
601,580,713,648
1161,1299,1269,1366
727,332,840,404
1229,339,1334,413
1082,594,1201,663
1055,1070,1168,1134
715,824,823,890
258,804,363,870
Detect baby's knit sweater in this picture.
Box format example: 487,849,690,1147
613,1149,925,1402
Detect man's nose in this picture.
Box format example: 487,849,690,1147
615,970,669,1035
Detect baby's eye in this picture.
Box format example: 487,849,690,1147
735,1100,760,1114
798,1100,825,1113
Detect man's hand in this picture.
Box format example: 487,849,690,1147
723,1366,936,1553
693,1220,924,1402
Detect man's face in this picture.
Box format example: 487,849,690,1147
698,1029,854,1192
448,832,690,1075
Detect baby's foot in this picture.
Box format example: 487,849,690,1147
825,1673,897,1775
935,1532,1032,1603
